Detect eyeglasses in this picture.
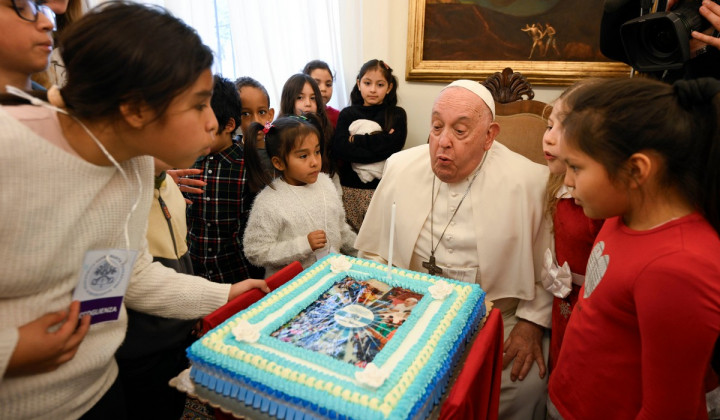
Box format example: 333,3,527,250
11,0,56,28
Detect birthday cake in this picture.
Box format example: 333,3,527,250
187,254,486,420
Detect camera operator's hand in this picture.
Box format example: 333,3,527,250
692,1,720,50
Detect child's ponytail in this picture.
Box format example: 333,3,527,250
243,122,273,193
300,112,335,176
562,77,720,235
707,91,720,235
673,78,720,235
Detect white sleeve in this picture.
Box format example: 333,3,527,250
516,190,554,328
124,249,230,319
0,328,19,382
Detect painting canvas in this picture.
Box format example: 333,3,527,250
407,0,630,85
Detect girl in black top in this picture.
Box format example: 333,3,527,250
332,59,407,231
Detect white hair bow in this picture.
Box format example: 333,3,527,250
541,248,573,298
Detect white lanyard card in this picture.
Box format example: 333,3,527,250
72,249,138,324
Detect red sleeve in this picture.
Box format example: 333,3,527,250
634,254,720,420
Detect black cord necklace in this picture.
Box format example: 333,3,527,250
422,153,487,275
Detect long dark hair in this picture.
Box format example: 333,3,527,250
279,74,325,119
244,114,325,192
562,77,720,234
279,73,334,175
56,2,213,122
349,59,399,131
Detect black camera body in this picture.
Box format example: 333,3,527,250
620,0,719,72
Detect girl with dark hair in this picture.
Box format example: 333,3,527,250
0,3,268,418
279,73,335,177
303,59,341,128
547,77,720,420
243,115,356,277
332,59,407,232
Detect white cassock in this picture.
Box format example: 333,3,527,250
356,142,553,420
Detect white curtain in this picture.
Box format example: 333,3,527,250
104,0,362,111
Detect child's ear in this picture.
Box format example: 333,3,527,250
268,108,275,121
223,118,236,135
627,152,653,188
119,101,152,129
271,156,285,172
387,82,394,94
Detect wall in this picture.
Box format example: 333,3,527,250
350,0,564,149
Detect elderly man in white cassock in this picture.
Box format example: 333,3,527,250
355,80,552,420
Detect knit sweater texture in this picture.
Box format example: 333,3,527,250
243,173,356,277
0,105,231,419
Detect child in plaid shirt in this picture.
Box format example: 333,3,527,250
184,75,264,283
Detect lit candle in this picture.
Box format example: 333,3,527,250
387,202,396,279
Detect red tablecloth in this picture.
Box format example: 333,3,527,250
439,307,503,420
200,261,303,335
203,262,504,420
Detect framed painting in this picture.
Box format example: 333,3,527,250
406,0,631,86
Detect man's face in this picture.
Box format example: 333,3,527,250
428,87,499,184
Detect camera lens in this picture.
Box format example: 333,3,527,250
641,19,678,58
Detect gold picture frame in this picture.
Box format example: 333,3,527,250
406,0,631,86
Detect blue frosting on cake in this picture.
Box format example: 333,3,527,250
188,254,486,420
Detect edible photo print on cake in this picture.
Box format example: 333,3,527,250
270,277,424,367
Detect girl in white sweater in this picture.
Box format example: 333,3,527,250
243,115,357,277
0,4,267,419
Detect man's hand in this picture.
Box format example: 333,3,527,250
692,1,720,50
502,319,546,382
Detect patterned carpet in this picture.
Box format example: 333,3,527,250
181,396,214,420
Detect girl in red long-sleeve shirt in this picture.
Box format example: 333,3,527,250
548,77,720,420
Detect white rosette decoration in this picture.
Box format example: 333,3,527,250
329,255,352,273
232,319,260,343
428,280,453,300
355,363,389,389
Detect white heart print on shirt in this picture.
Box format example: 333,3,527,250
584,241,609,298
